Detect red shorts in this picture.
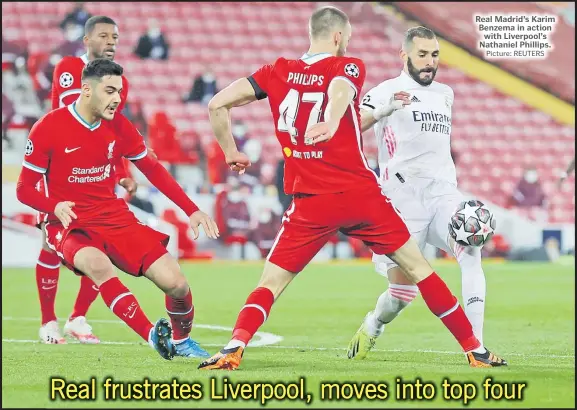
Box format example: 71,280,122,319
44,220,170,277
267,185,411,273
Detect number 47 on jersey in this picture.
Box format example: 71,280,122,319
278,89,325,146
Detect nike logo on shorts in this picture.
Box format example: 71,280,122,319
64,147,81,153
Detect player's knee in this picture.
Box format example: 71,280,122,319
389,284,419,308
160,270,189,298
84,255,114,280
387,266,416,286
41,241,53,252
168,276,190,298
388,239,432,283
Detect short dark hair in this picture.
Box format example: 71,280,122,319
403,26,436,50
309,6,349,39
85,15,117,35
82,58,123,82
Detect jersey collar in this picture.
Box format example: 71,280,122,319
67,101,101,131
300,52,332,65
80,53,89,65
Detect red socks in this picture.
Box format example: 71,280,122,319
232,287,275,345
70,275,100,320
417,273,480,352
37,249,100,324
99,277,153,341
36,249,60,325
166,290,194,342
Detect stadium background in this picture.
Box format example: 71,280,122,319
2,1,575,264
1,2,574,409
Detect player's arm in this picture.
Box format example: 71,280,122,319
108,111,138,194
117,114,219,239
51,58,81,110
132,154,219,239
207,78,261,172
359,85,411,133
323,78,358,136
207,63,272,173
305,59,367,143
16,119,77,227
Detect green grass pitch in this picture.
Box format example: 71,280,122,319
1,259,575,408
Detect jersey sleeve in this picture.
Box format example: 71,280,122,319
22,116,53,174
247,63,274,100
360,82,392,111
110,112,148,161
329,58,366,100
51,58,81,110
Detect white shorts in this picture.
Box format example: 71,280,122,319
373,175,469,277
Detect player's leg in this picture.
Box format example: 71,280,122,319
65,275,101,343
102,220,212,359
199,197,337,370
347,233,424,360
199,261,298,370
387,238,505,367
347,183,425,358
36,226,65,344
428,190,487,345
346,188,506,367
143,250,209,358
56,229,174,360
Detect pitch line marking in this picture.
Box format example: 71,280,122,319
1,316,282,348
2,317,574,359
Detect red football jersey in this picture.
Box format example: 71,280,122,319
250,53,379,195
23,104,147,227
51,54,129,111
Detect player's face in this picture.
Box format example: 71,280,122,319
84,23,119,60
90,75,123,120
335,22,352,57
404,37,439,86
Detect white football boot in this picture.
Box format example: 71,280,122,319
39,320,67,344
64,316,100,344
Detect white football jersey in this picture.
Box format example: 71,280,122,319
361,71,456,185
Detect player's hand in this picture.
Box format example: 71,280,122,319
189,210,220,240
393,91,412,106
118,177,138,196
304,121,339,144
225,151,251,175
372,92,411,121
54,201,77,229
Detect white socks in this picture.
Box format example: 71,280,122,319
454,243,486,346
224,339,246,350
366,284,419,337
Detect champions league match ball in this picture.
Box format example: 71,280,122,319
448,199,496,247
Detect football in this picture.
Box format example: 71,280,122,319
448,199,496,247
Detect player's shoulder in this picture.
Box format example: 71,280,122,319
332,55,364,65
30,107,70,133
329,56,365,71
42,106,70,122
367,77,398,94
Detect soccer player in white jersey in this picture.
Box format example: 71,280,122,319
347,27,490,361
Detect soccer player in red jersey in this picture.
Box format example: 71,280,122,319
17,59,218,360
35,16,139,345
198,6,507,369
